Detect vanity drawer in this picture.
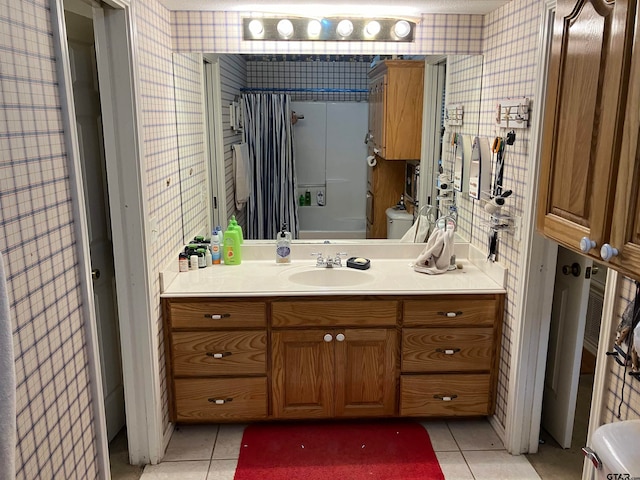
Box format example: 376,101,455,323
403,296,498,327
402,328,494,373
400,374,491,416
272,300,398,327
172,331,266,377
169,301,266,329
174,377,267,422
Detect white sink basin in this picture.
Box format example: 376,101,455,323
284,267,376,287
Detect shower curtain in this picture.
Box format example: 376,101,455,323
242,93,299,239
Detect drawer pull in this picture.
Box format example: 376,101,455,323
438,311,463,318
435,348,461,355
208,397,233,404
203,313,231,319
206,351,232,359
433,394,458,401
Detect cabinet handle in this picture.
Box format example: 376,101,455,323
433,394,458,401
438,311,463,318
207,397,233,405
435,348,461,355
336,333,345,342
600,244,619,261
323,333,333,342
203,313,231,319
206,351,232,359
579,237,597,253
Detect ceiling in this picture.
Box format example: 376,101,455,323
157,0,512,16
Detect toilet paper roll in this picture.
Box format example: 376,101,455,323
367,155,377,167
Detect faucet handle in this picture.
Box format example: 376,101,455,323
311,252,325,266
334,252,347,266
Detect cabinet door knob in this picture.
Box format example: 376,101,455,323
580,237,597,253
336,333,345,342
323,333,333,342
600,244,619,261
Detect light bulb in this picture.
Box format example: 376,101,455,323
307,19,322,37
365,20,381,37
336,19,354,37
394,20,411,38
248,19,263,36
277,19,294,38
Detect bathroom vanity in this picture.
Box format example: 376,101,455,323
161,243,506,423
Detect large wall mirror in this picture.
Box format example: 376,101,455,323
172,52,484,243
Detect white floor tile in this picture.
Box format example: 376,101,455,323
207,459,238,480
463,450,542,480
448,419,504,451
140,460,210,480
436,451,475,480
421,421,459,452
212,423,246,460
163,425,219,462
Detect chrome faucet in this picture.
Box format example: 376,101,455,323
311,252,347,268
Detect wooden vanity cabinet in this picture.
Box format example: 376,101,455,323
163,293,503,423
367,60,424,160
164,299,268,423
271,300,398,419
536,0,638,274
400,294,503,417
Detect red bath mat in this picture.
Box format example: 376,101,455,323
233,420,445,480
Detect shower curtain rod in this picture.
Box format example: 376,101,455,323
240,87,368,93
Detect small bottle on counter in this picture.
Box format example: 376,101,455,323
305,189,311,206
276,223,291,264
178,252,189,272
196,248,207,268
189,254,199,270
211,232,221,264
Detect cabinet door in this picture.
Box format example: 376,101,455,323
272,330,334,418
537,0,635,254
368,74,386,156
608,19,640,277
334,329,397,417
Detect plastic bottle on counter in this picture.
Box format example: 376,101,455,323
189,254,199,270
196,248,207,268
276,223,292,264
223,225,242,265
228,215,244,244
178,252,189,272
211,232,221,265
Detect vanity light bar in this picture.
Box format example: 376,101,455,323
242,17,415,42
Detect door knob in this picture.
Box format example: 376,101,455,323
561,263,581,277
91,269,101,280
579,237,596,253
600,244,619,261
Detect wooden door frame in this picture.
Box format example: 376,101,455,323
51,0,164,472
505,2,617,473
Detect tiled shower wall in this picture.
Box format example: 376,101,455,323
0,0,98,478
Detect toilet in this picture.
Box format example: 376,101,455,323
386,208,413,239
583,420,640,479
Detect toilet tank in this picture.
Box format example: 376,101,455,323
386,208,413,239
585,420,640,479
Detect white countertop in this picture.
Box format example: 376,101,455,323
160,242,506,298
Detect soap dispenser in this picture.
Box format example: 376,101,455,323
276,223,292,264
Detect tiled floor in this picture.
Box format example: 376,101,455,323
135,419,542,480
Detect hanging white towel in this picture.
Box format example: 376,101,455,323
413,227,455,275
400,214,431,243
233,143,251,210
0,252,16,480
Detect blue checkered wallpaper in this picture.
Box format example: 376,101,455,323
1,0,99,478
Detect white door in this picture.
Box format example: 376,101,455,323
66,11,125,442
203,58,223,229
542,246,592,448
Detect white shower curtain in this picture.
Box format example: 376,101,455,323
242,94,299,239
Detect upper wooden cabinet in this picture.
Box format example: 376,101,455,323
537,0,637,273
367,60,424,160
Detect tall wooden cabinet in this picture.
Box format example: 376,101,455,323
537,0,639,276
367,60,425,160
365,60,424,239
